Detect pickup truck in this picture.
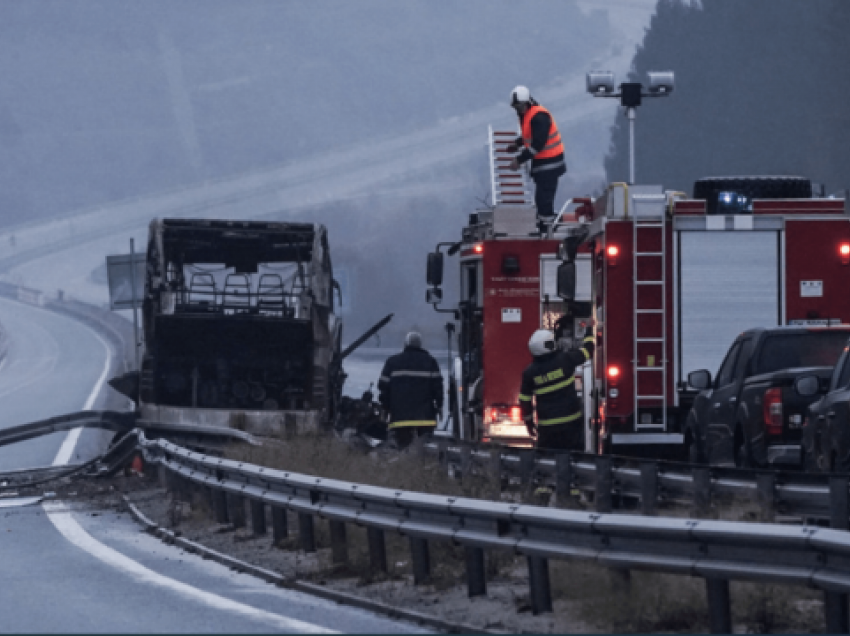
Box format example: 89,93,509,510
685,326,850,468
794,337,850,472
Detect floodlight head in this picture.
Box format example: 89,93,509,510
586,71,616,95
647,71,675,95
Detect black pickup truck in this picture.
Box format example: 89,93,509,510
685,326,850,468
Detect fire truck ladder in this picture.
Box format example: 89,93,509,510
488,126,533,206
633,204,667,431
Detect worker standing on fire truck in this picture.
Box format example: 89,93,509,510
519,325,595,450
506,85,566,226
378,332,444,450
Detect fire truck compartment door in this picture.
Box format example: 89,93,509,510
679,231,779,383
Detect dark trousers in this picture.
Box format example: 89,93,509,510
533,172,560,218
537,422,583,451
389,426,434,450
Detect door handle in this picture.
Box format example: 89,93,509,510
713,403,721,410
728,397,737,403
828,412,836,418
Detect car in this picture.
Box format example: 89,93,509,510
795,338,850,473
685,326,850,467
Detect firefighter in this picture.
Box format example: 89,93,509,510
506,85,567,226
378,332,444,450
519,325,595,451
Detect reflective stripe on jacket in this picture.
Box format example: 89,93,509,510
378,346,444,430
520,105,565,176
519,333,595,427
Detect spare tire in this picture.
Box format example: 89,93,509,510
693,176,812,214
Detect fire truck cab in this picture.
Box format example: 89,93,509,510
561,177,850,458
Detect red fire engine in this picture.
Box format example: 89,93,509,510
425,128,593,446
561,177,850,458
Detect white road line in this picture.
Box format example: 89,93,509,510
44,502,336,634
43,321,336,634
51,328,111,467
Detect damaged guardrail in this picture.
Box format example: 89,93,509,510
141,432,850,634
426,440,850,525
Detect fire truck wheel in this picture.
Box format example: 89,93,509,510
694,176,812,214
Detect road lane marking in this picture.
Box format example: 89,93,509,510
44,502,336,634
43,322,337,633
51,328,112,467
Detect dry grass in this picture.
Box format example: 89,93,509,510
213,436,827,633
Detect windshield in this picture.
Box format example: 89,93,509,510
755,332,850,375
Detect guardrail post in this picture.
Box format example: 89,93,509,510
555,452,572,507
460,444,472,482
298,513,316,553
158,465,168,489
639,461,658,516
272,507,288,545
527,555,553,614
329,520,348,565
227,494,246,529
438,439,449,468
465,547,486,597
367,528,387,573
409,537,430,584
692,466,711,517
826,476,850,633
250,500,266,536
489,447,502,493
520,449,535,496
212,488,229,524
756,472,776,523
705,578,732,634
595,456,613,513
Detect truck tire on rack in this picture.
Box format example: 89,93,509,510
693,176,812,214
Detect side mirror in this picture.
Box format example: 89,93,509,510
427,252,443,287
427,288,443,304
688,369,712,390
557,261,576,301
794,375,820,398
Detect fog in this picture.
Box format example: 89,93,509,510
0,0,659,345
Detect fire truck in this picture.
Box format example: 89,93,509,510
428,129,850,455
425,128,594,446
559,176,850,458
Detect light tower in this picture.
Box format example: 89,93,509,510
586,71,674,184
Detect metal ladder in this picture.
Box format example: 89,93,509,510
632,200,667,430
488,125,533,206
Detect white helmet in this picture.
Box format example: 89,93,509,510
510,85,531,106
528,329,556,356
404,331,422,348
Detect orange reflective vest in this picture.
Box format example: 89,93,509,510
521,105,564,161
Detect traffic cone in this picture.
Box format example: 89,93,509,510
130,454,144,476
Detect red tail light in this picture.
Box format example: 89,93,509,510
763,388,783,435
841,242,850,265
606,245,619,266
607,365,620,380
510,407,521,422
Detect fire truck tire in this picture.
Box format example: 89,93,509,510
694,176,812,214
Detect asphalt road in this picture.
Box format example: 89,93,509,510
0,298,427,633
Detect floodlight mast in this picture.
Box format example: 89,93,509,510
586,71,674,184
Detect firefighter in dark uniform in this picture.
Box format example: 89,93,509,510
378,332,444,450
519,325,595,451
506,85,567,226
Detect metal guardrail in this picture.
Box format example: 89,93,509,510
426,440,850,523
140,432,850,633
